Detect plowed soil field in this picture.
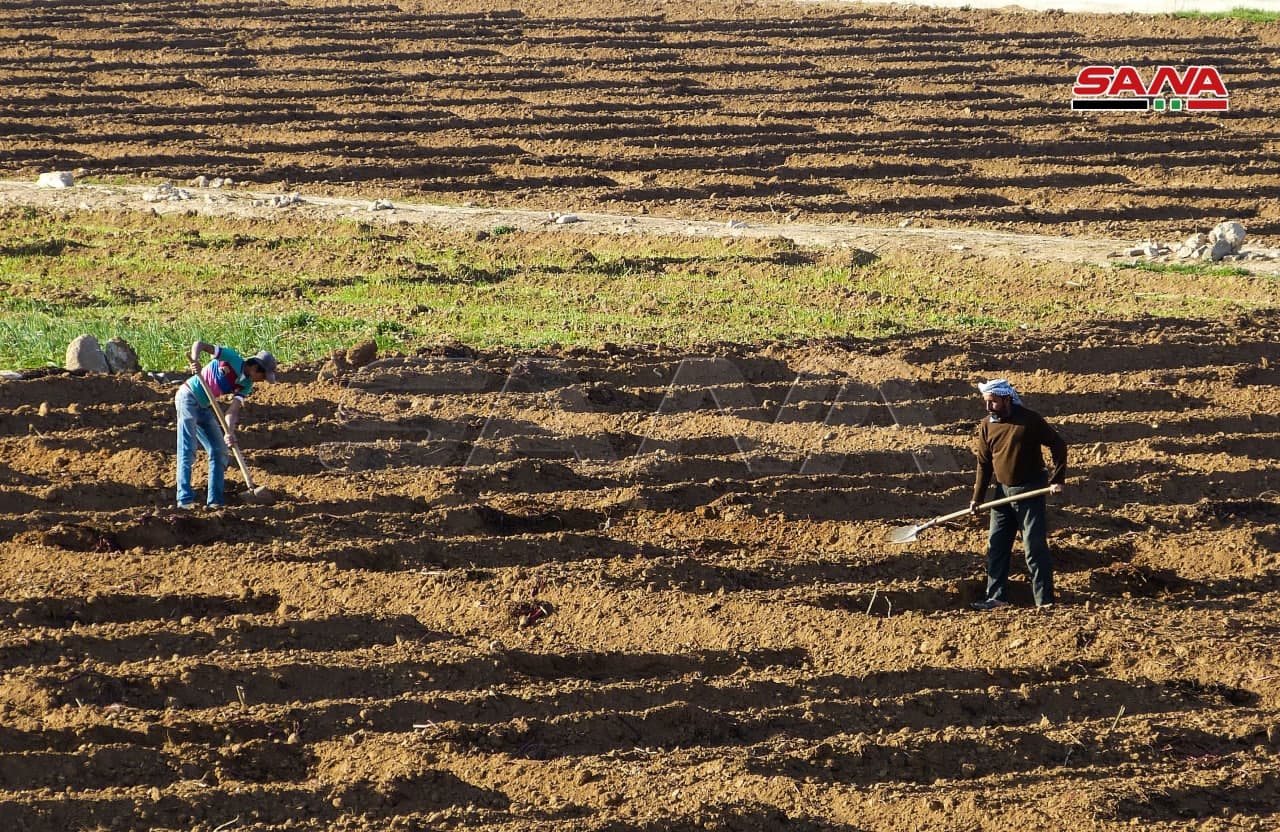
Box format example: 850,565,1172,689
1,315,1278,831
2,0,1280,830
1,0,1279,244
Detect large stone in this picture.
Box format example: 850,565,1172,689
1209,221,1246,253
65,335,109,373
1206,237,1235,262
104,337,141,374
36,171,75,189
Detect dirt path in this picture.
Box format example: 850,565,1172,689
0,178,1131,263
6,179,1280,277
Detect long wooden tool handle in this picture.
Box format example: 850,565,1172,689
192,371,257,489
928,486,1055,527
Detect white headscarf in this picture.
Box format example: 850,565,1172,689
978,378,1023,406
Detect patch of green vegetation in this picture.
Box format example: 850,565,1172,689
1172,7,1279,22
1114,261,1252,278
0,206,1274,370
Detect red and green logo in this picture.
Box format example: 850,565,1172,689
1072,65,1228,112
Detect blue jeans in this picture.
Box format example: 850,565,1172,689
175,385,227,506
985,474,1054,606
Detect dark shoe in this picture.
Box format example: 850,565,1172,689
176,502,196,511
969,598,1010,611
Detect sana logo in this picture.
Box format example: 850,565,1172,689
1071,65,1228,112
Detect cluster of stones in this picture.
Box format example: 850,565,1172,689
64,335,141,374
1126,221,1276,264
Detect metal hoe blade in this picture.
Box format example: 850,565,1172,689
243,485,276,505
886,523,924,544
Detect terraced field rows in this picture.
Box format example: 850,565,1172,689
0,315,1277,830
1,0,1278,241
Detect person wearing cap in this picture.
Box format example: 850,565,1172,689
175,340,278,509
969,379,1067,611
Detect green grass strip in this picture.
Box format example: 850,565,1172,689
1,207,1275,370
1172,7,1280,21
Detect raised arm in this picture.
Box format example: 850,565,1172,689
188,340,216,371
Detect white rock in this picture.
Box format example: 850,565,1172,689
144,182,193,202
369,199,394,211
37,171,75,189
726,219,747,229
1175,245,1196,259
554,213,581,224
1184,232,1209,250
1209,221,1246,253
899,219,916,228
103,337,141,374
191,175,209,188
1206,237,1234,261
65,335,109,373
271,192,303,208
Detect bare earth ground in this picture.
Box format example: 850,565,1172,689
1,320,1278,831
1,0,1278,246
2,1,1280,831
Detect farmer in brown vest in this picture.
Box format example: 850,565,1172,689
969,379,1067,611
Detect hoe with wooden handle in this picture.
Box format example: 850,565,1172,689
886,486,1053,544
192,371,275,505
